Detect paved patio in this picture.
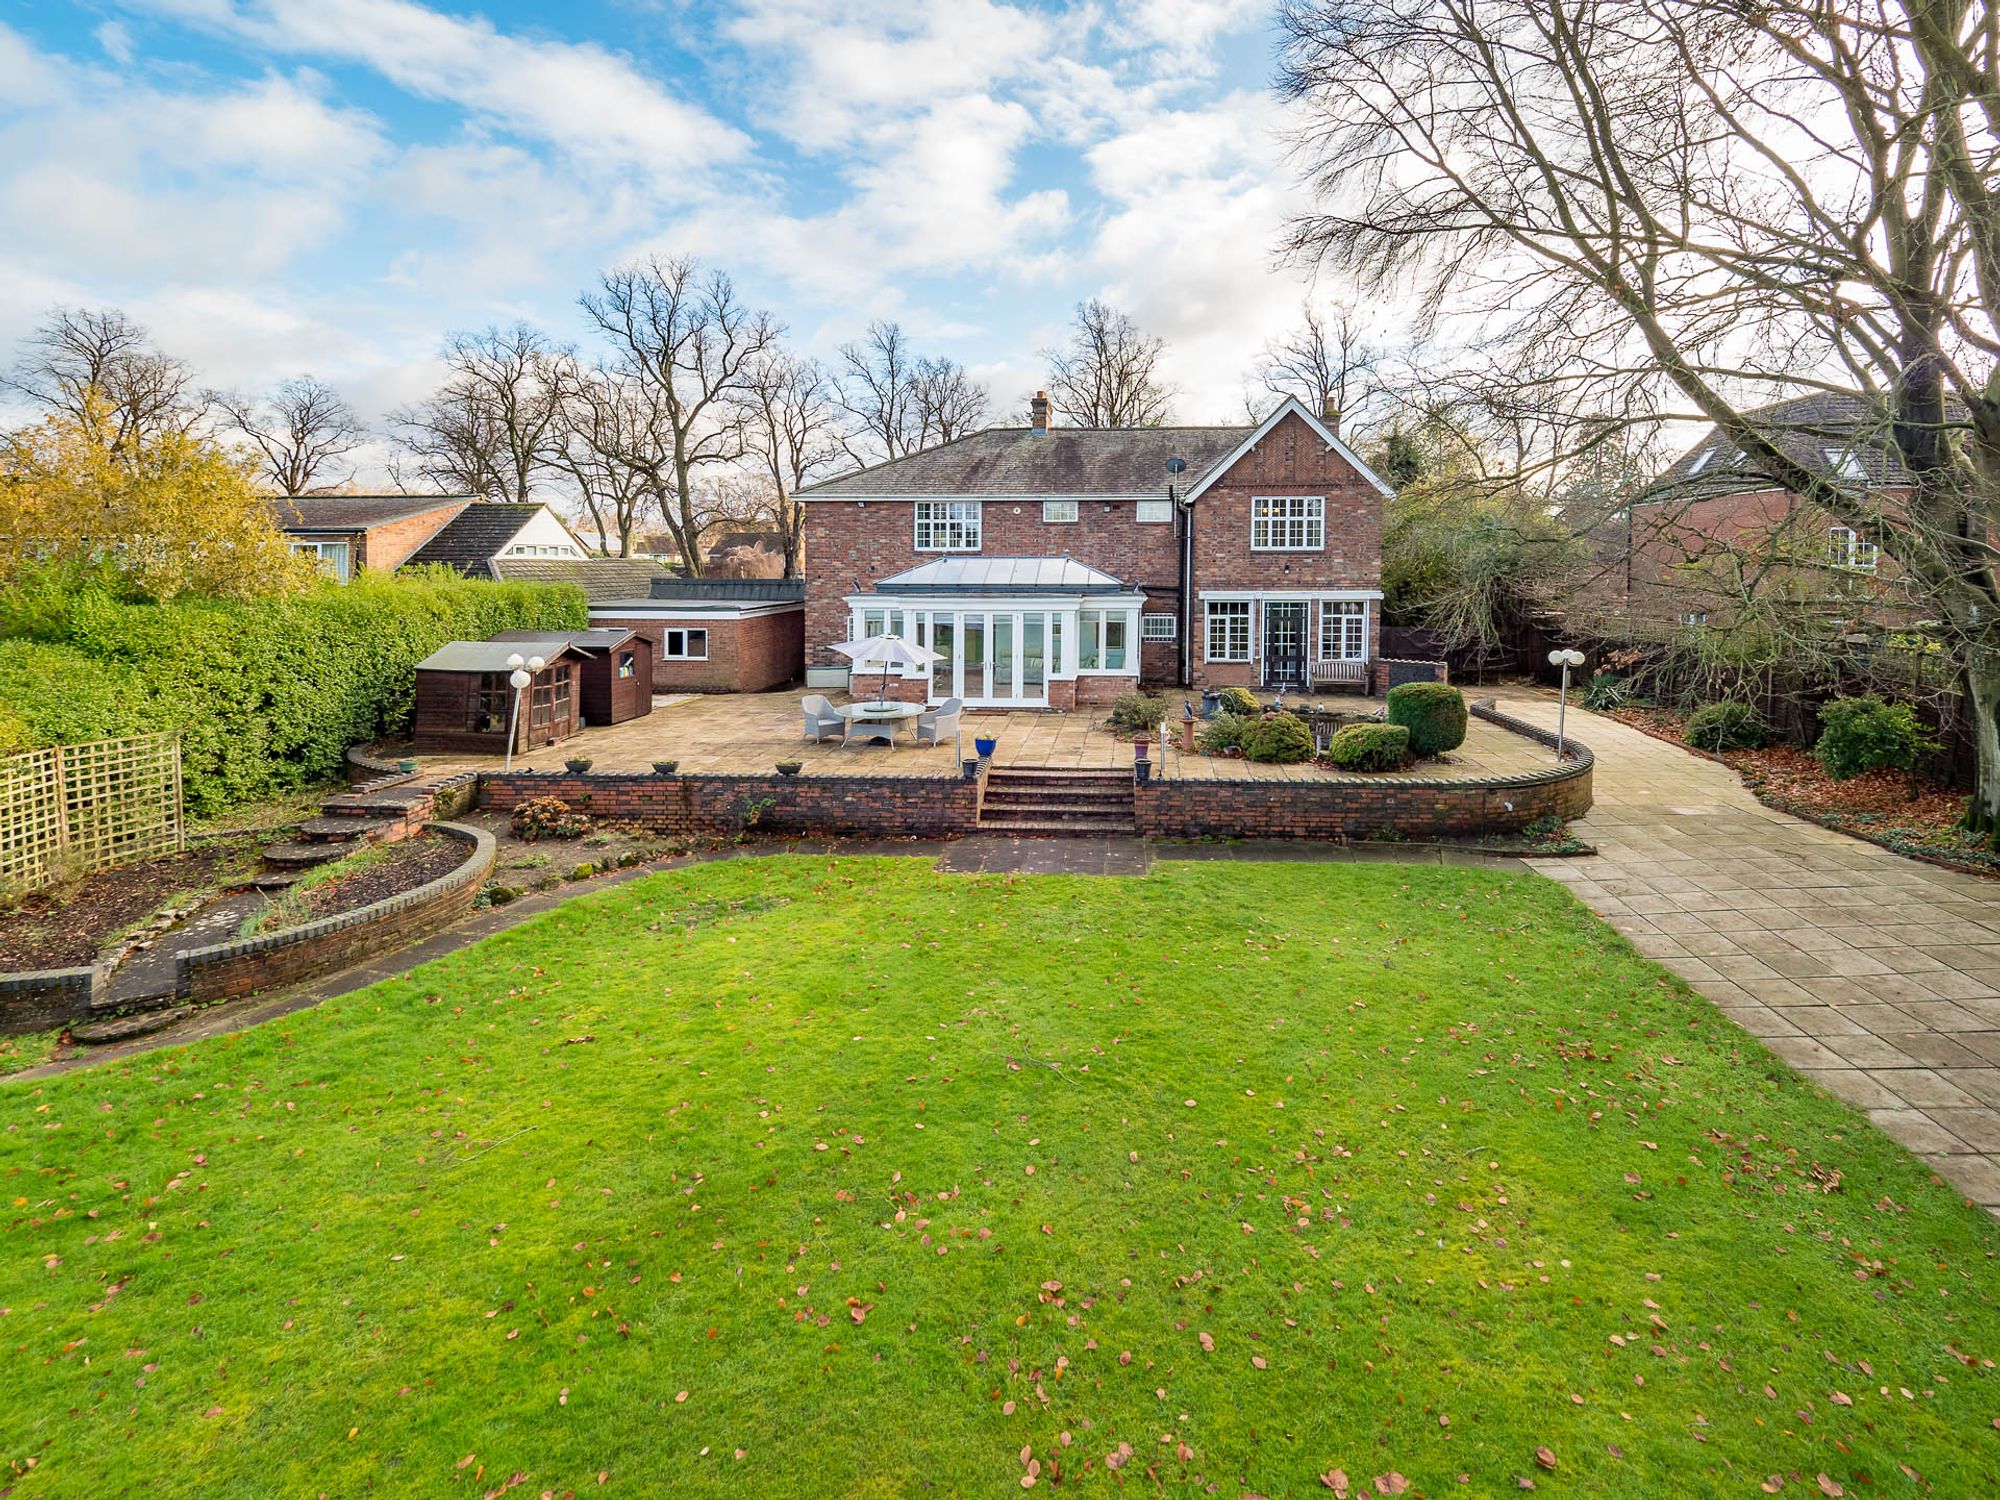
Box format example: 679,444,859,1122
409,687,1563,783
1491,687,2000,1216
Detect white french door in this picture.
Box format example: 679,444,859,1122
917,608,1050,707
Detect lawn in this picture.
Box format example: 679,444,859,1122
3,856,1997,1497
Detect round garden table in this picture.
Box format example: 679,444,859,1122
837,700,924,747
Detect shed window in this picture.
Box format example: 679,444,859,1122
1206,601,1252,662
467,672,511,734
661,628,709,660
617,650,636,679
914,501,981,551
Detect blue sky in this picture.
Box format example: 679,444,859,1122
0,1,1357,453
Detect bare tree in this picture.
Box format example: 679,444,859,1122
1043,300,1175,427
1255,301,1380,431
212,376,367,496
392,324,567,501
834,320,989,461
578,255,779,576
739,350,843,577
5,306,201,453
1279,0,2000,827
549,363,658,557
914,357,990,445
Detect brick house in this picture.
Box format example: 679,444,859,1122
590,577,805,694
1598,392,1928,636
798,395,1390,708
270,495,472,580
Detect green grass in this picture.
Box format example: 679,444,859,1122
3,857,1997,1497
0,1027,65,1078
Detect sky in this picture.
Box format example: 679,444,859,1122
0,0,1367,470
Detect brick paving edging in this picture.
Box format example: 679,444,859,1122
174,822,497,1003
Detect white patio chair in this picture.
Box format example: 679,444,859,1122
915,697,962,747
802,694,844,742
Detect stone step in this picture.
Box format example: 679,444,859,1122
981,792,1135,814
977,815,1138,835
321,789,430,818
981,804,1136,822
249,871,304,891
987,769,1131,785
295,814,398,844
71,1005,194,1046
88,986,182,1016
261,841,352,869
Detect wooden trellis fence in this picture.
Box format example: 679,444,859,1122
0,733,183,898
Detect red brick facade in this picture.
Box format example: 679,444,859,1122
478,769,981,839
592,608,804,693
362,504,469,570
802,406,1385,698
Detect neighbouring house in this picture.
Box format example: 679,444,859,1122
492,628,655,727
1600,392,1933,636
591,577,806,693
411,641,581,754
404,502,591,577
797,394,1391,707
489,556,674,601
269,495,472,581
705,529,788,577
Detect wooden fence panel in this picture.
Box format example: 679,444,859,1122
0,733,182,896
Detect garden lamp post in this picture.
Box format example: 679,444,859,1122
503,653,545,772
1548,648,1586,759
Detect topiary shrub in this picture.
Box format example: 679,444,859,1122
1326,722,1410,772
1385,681,1468,756
1814,695,1938,781
1197,711,1250,754
510,796,592,841
1684,700,1765,752
1108,691,1171,733
1217,685,1261,716
1240,711,1316,764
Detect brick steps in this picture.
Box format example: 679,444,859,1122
296,815,398,844
260,841,352,870
979,769,1135,837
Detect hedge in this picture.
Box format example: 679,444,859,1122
0,568,587,813
1240,711,1316,764
1326,722,1410,772
1386,681,1468,756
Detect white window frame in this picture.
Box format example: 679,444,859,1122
1135,498,1173,524
1680,611,1708,627
1829,525,1878,574
1824,447,1867,482
1318,600,1365,660
1141,613,1177,642
1206,600,1252,662
1042,499,1079,524
913,501,982,552
1250,495,1325,551
660,627,709,660
1075,608,1137,674
290,539,351,582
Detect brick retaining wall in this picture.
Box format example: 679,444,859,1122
0,966,102,1035
1134,701,1592,841
479,769,984,840
175,822,496,1004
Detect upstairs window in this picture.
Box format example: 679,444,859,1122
1319,600,1365,660
1250,495,1325,550
1824,447,1867,482
1042,499,1079,524
1135,499,1173,523
1829,525,1878,573
914,501,981,551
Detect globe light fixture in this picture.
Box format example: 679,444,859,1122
1547,647,1587,758
502,656,547,772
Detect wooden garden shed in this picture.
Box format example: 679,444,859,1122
412,641,582,754
491,628,654,727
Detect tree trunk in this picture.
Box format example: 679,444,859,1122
1962,647,2000,839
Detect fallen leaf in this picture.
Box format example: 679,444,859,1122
1535,1447,1556,1471
1817,1476,1843,1498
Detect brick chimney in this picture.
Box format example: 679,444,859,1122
1321,395,1341,438
1030,390,1050,435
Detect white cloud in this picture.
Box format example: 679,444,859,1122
137,0,748,180
94,20,137,65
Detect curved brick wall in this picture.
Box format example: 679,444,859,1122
0,966,102,1036
175,822,497,1003
1132,700,1592,841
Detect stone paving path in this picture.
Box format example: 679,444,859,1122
1492,689,2000,1215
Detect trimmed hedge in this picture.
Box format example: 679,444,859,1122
1217,685,1260,716
1326,722,1410,772
1240,711,1316,764
1386,681,1468,756
0,568,586,813
1685,700,1765,752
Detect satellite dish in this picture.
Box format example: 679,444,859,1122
1164,457,1188,476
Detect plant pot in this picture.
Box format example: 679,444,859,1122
974,736,998,758
652,760,679,775
564,757,594,774
961,758,981,780
776,761,803,777
397,759,419,774
1134,759,1153,784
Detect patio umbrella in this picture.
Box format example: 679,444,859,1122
831,633,942,708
